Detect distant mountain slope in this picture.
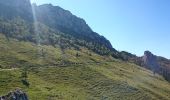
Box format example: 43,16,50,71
119,51,170,82
142,51,170,81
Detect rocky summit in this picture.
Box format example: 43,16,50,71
142,51,160,72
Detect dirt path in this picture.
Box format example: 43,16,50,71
0,68,18,71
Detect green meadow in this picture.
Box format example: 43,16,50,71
1,33,170,100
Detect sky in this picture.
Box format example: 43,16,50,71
30,0,170,59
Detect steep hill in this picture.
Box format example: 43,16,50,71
0,0,170,100
1,34,170,100
0,0,116,56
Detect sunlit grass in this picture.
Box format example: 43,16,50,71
1,33,170,100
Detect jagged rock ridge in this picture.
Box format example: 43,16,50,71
33,4,113,51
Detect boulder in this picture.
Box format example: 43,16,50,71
0,89,29,100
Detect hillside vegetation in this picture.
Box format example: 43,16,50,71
0,0,116,57
0,0,170,99
1,34,170,100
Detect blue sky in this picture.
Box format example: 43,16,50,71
31,0,170,58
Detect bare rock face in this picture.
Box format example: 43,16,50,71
0,0,33,21
142,51,160,72
33,4,113,50
0,89,29,100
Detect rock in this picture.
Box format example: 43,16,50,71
33,4,113,50
0,89,29,100
142,51,160,72
0,0,33,21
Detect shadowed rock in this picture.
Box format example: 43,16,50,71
142,51,160,72
0,89,29,100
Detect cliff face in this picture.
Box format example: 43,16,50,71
140,51,170,81
0,0,114,56
142,51,160,72
0,0,33,21
119,50,170,81
33,4,113,50
0,89,29,100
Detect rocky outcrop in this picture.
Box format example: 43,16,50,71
140,51,170,81
142,51,160,72
0,89,29,100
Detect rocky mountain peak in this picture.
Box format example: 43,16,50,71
144,51,152,55
143,51,155,63
35,4,93,35
33,3,113,50
142,51,160,72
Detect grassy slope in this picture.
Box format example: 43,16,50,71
0,33,170,100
